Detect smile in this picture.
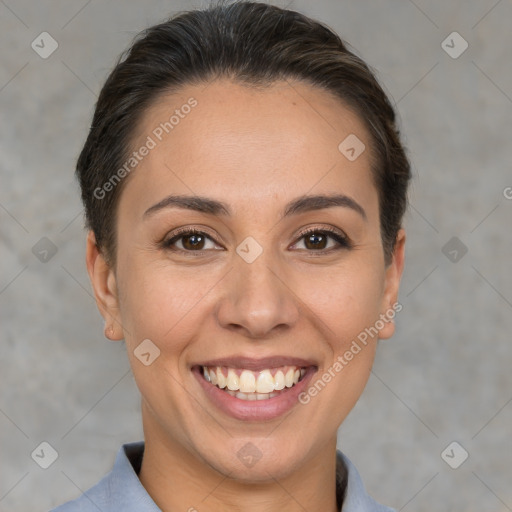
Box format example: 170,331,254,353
201,365,307,400
192,355,317,420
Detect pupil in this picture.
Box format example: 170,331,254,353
185,234,203,249
307,233,325,250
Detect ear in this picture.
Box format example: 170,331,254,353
85,230,124,341
377,228,406,340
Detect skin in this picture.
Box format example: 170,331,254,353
86,78,405,512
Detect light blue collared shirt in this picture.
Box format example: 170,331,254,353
51,442,395,511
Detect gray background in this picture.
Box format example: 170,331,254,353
1,0,511,511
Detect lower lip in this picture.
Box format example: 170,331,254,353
192,366,317,421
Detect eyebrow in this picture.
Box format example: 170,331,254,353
143,193,367,221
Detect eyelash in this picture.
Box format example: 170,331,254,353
161,226,351,255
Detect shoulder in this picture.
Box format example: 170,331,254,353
50,471,111,512
336,450,396,512
50,441,158,512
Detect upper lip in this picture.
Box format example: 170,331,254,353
194,355,318,372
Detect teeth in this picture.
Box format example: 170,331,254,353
274,370,285,390
284,368,295,388
201,364,307,398
230,390,280,400
216,370,227,389
256,369,274,393
226,368,239,391
239,370,256,393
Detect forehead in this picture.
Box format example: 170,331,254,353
120,78,378,221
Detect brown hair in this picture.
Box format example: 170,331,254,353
76,0,411,265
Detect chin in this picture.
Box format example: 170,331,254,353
198,438,304,482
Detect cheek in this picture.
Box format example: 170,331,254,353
116,255,210,350
116,260,208,420
295,267,384,418
296,260,386,343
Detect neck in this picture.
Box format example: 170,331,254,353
138,407,341,512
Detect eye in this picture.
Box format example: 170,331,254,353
292,227,351,252
161,226,351,255
162,228,222,253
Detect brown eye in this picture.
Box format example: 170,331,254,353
180,232,206,250
293,228,350,252
163,229,220,252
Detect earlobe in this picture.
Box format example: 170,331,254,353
378,229,406,340
85,231,124,341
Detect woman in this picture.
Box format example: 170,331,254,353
53,1,410,510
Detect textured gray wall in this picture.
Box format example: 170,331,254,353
1,1,511,511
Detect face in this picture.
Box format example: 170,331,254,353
87,78,405,482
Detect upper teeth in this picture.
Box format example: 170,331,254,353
202,366,305,393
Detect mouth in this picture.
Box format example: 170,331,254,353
191,356,318,421
199,364,307,400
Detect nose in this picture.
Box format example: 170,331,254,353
215,248,300,339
